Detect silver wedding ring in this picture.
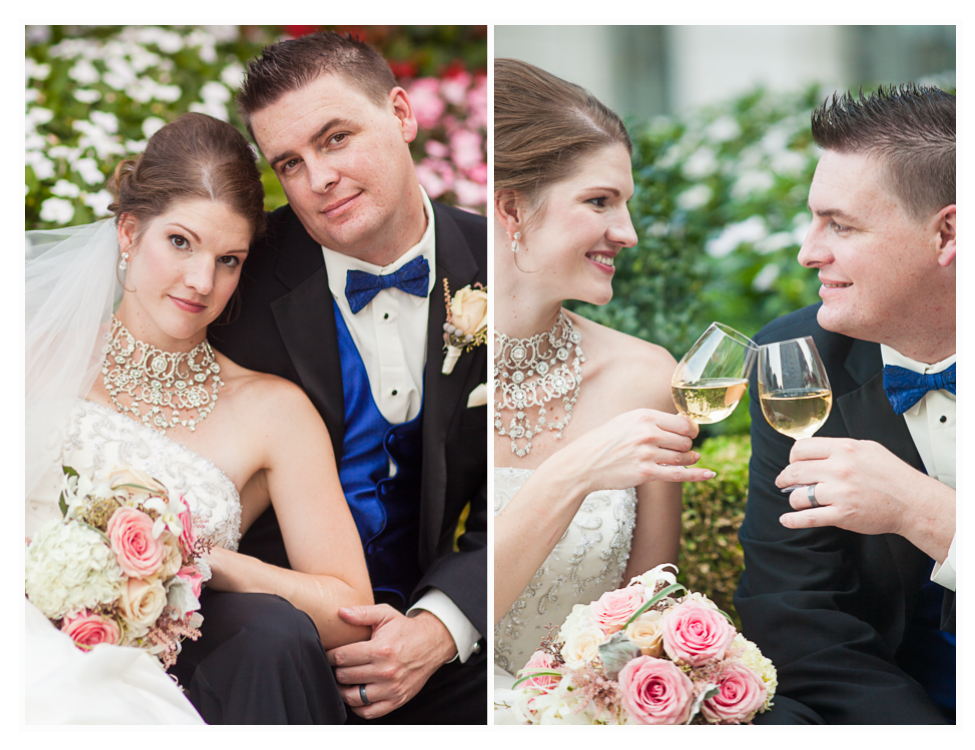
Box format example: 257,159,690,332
807,483,821,508
359,684,371,706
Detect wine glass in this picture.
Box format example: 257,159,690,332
671,323,759,424
757,337,832,492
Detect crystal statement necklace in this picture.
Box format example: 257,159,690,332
103,316,223,432
494,310,584,457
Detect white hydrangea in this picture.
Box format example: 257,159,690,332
731,633,778,709
68,59,100,86
141,116,167,140
73,157,104,186
26,519,124,620
557,603,592,644
50,179,81,199
220,61,246,89
74,89,101,104
82,189,114,217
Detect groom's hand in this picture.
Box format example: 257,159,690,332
326,604,456,719
775,437,954,561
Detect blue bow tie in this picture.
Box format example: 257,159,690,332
345,256,430,314
883,363,956,415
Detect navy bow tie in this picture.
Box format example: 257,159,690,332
883,363,956,415
345,256,430,314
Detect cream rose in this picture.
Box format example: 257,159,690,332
156,532,183,580
625,610,665,657
450,286,488,335
119,577,167,631
561,626,608,670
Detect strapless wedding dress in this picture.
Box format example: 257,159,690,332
25,400,244,724
493,467,637,691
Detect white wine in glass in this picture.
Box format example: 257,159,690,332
758,337,832,440
672,323,759,424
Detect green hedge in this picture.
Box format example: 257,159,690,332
678,433,750,629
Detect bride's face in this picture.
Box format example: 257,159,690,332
519,144,637,305
118,198,251,348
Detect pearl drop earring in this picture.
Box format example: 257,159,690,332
119,251,130,271
511,231,522,254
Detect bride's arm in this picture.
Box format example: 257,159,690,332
204,380,373,650
493,408,709,623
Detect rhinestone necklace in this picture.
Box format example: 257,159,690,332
494,310,584,457
102,316,223,432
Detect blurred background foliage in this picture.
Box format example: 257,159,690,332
25,24,487,231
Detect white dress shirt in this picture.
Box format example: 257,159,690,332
880,346,956,591
322,188,481,661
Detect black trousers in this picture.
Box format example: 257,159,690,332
170,590,346,725
344,647,487,725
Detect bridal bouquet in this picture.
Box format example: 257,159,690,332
496,565,777,724
25,466,211,669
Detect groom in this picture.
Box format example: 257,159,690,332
735,85,955,723
211,31,486,723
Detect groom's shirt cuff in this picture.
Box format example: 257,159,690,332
408,588,482,663
931,534,956,591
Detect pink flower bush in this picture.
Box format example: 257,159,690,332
590,584,646,635
61,609,121,650
407,78,446,129
521,650,560,691
701,662,769,723
662,601,737,666
618,656,695,725
107,506,164,578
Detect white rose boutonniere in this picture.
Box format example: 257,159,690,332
442,280,487,375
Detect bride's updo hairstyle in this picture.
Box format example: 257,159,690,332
108,112,265,242
495,58,632,219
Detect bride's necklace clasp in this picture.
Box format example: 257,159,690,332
494,310,584,457
102,316,223,433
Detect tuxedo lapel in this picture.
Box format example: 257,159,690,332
836,340,928,633
269,214,345,458
419,203,481,563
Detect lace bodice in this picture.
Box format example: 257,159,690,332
493,467,637,676
26,400,242,551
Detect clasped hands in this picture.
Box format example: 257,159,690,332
775,437,954,561
326,604,456,720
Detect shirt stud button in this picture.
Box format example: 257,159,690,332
940,415,947,423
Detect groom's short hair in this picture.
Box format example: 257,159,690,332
811,84,955,222
237,31,397,141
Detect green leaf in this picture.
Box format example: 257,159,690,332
510,670,561,689
623,582,687,628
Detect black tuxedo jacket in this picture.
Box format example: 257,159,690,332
734,304,953,724
210,201,487,638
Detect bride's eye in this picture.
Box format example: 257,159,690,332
170,234,189,250
218,255,240,268
587,196,608,208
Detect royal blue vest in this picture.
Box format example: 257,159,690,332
333,301,424,608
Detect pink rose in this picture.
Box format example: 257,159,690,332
662,601,737,666
701,662,768,723
177,496,196,555
618,656,695,725
590,584,646,635
520,650,559,691
107,506,164,578
177,565,204,598
61,609,121,651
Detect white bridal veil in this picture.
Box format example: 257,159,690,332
26,219,122,515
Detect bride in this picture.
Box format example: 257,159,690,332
25,112,373,724
492,60,716,693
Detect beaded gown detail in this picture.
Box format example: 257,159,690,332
493,467,637,679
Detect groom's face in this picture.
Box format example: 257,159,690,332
250,73,419,260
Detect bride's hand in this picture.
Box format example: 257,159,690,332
545,408,712,494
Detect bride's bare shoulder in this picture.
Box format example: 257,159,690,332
213,352,323,429
566,311,677,412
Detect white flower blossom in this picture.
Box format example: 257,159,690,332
706,216,769,258
676,184,712,211
26,151,55,180
200,81,231,104
27,107,54,127
39,197,76,224
142,116,167,140
82,189,114,217
220,61,246,89
190,100,230,122
771,149,807,177
26,58,51,82
26,88,39,104
682,146,719,179
51,179,81,199
68,59,100,86
90,110,119,134
705,115,741,143
755,231,797,255
75,89,102,104
752,264,780,292
731,170,774,200
74,157,104,185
